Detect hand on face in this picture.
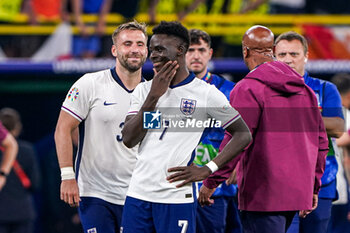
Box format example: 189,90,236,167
149,61,179,98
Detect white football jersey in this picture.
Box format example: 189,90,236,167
126,73,240,204
62,68,139,205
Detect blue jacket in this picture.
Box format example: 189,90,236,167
193,71,236,197
304,72,344,199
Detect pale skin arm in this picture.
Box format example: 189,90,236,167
148,0,160,24
336,132,350,147
22,0,37,25
240,0,267,13
177,0,206,21
0,133,18,191
54,110,81,207
60,0,70,21
122,61,179,148
96,0,113,35
323,117,344,138
71,0,87,35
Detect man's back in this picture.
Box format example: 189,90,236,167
229,61,328,211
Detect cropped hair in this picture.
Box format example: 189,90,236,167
0,108,22,132
275,31,308,55
189,29,211,47
152,21,190,51
331,73,350,94
112,20,147,45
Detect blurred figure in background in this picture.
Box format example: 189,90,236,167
0,108,39,233
240,0,306,14
30,0,69,23
139,0,206,24
0,119,17,192
71,0,113,58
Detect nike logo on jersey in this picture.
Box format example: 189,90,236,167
104,101,117,106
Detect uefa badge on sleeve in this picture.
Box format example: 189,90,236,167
143,110,162,129
67,87,79,101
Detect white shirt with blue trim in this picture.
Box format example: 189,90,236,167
62,68,138,205
126,74,240,204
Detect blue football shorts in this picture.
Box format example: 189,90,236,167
78,197,123,233
121,196,196,233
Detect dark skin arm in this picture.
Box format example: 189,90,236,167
323,117,344,138
167,117,252,187
122,61,179,148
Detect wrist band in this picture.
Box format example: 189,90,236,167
205,161,219,173
61,167,75,180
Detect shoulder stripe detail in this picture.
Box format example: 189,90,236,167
127,111,139,115
222,114,241,128
61,106,83,121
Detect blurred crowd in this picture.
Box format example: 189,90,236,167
0,0,350,59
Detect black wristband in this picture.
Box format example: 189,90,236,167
0,171,7,177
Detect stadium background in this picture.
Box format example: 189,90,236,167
1,0,350,232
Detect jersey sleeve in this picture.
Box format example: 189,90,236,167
61,74,93,122
322,82,344,119
206,85,241,129
127,82,146,116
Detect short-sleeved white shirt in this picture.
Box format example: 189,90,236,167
62,68,139,205
126,73,240,204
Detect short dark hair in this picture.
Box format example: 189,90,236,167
112,20,147,45
275,31,308,55
152,21,190,51
189,29,211,47
331,73,350,94
0,108,21,132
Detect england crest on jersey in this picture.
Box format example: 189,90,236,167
180,98,196,115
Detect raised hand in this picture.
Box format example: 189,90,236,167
149,61,179,99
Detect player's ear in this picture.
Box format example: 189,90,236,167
209,48,213,59
243,46,249,59
177,45,186,56
111,44,118,57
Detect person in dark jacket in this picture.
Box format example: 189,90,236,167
0,108,40,233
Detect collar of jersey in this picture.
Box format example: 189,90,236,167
169,72,196,89
201,71,214,84
303,71,312,86
110,68,145,93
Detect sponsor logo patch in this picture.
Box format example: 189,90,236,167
104,101,117,106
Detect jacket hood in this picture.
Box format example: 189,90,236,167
245,61,305,94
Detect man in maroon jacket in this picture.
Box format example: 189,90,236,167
199,25,329,233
